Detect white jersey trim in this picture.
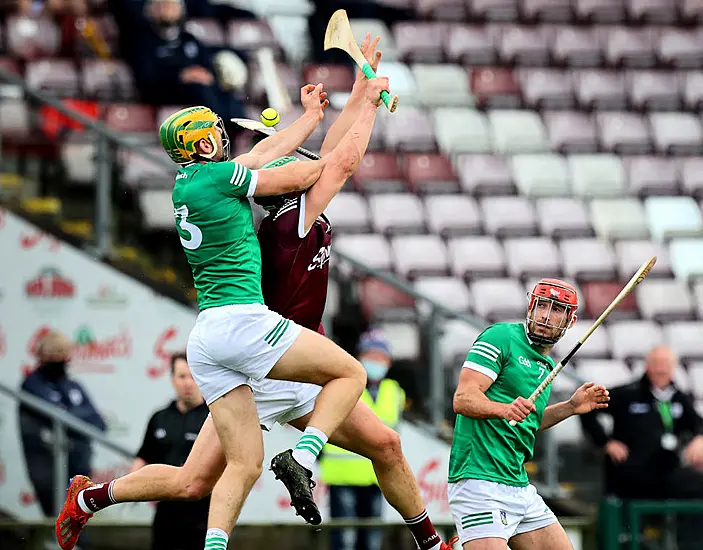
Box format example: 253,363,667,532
247,170,258,198
463,361,498,381
298,193,311,239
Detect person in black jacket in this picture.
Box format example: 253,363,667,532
580,345,703,500
19,331,107,516
129,352,210,550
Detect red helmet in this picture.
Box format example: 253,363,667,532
526,278,578,346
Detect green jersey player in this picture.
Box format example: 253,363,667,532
449,278,610,550
155,75,390,550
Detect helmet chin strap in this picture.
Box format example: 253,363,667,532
199,132,219,160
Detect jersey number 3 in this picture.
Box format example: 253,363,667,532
174,205,202,250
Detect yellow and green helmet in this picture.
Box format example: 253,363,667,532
158,105,230,165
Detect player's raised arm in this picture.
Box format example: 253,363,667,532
253,157,328,197
319,33,382,158
300,77,388,232
234,84,329,169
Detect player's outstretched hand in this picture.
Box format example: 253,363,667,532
301,83,329,122
503,397,536,423
356,33,382,83
365,76,390,107
568,381,610,415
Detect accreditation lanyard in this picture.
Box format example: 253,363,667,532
657,400,674,433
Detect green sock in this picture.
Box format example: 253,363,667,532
292,426,328,470
204,528,228,550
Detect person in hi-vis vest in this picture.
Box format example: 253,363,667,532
320,328,406,550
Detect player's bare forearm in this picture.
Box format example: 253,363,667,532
235,111,321,169
254,158,327,196
453,386,508,420
539,401,575,431
319,82,365,158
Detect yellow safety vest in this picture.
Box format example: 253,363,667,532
319,379,405,487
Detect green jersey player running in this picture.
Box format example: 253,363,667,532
146,76,387,549
449,278,610,550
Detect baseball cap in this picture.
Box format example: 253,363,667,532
358,328,391,357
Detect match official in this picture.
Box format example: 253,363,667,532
130,352,210,550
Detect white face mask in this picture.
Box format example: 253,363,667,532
362,359,388,381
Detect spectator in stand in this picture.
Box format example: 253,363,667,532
19,330,107,516
109,0,248,134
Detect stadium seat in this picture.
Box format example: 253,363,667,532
424,195,482,236
535,198,593,238
596,112,652,154
433,108,491,154
488,110,549,153
444,25,497,66
185,19,226,46
695,281,703,319
511,154,570,197
688,364,703,400
568,154,627,197
278,106,325,150
324,193,370,233
140,190,173,230
469,67,521,109
468,0,519,21
228,20,279,52
589,198,649,240
351,152,407,193
613,240,672,279
439,319,483,367
519,69,574,110
470,278,526,321
393,22,445,63
636,278,695,321
104,104,156,135
26,60,79,97
559,238,618,280
497,25,550,65
680,157,703,198
626,0,678,24
644,196,703,241
663,322,703,361
544,111,597,155
649,112,703,155
480,196,538,237
403,153,459,194
522,0,573,22
624,156,680,196
627,70,681,110
608,320,663,360
683,72,703,110
604,26,657,67
377,62,420,105
573,0,626,23
369,193,426,235
503,237,561,278
574,70,628,109
61,141,95,185
581,281,639,320
681,0,703,24
448,236,506,279
669,239,703,283
302,64,354,93
248,61,301,105
268,15,311,64
81,60,136,100
121,147,176,187
349,19,398,62
551,26,603,67
0,99,30,138
414,276,471,315
553,320,611,359
378,322,420,360
657,28,703,68
456,155,515,195
335,234,392,272
391,235,449,277
384,107,436,152
412,64,473,107
359,278,416,321
577,359,634,390
5,16,61,60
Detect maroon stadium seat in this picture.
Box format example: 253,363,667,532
26,60,79,97
350,152,407,193
470,67,521,109
227,20,278,52
582,281,639,319
0,57,21,75
403,153,459,194
497,25,550,65
302,64,354,93
360,278,416,321
6,16,61,60
185,19,226,47
443,25,497,66
550,26,604,67
543,111,598,153
104,104,157,134
393,22,446,63
81,60,136,100
519,68,574,109
627,70,681,110
383,107,436,152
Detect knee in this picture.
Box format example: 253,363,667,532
231,451,264,488
349,359,367,393
177,470,216,501
370,427,404,466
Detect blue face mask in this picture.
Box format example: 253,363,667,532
362,359,388,381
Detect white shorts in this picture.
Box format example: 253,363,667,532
187,303,303,405
251,378,321,431
448,479,557,544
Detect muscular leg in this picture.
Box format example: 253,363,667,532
461,540,507,550
206,384,264,533
509,523,573,550
289,401,423,518
111,416,225,503
269,327,366,439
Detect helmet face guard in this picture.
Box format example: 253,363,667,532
525,279,578,346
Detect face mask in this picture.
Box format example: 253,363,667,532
362,359,388,381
